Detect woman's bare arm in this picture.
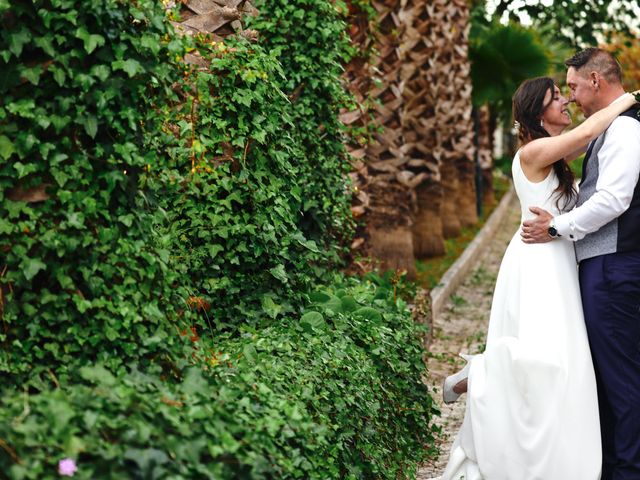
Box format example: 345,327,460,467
520,92,638,170
566,144,588,163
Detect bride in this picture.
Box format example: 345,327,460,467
439,77,639,480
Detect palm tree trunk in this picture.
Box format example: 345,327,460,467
345,0,417,278
402,0,477,250
478,104,495,207
367,182,417,276
439,0,477,231
457,158,478,227
440,157,463,237
412,181,446,256
399,0,447,255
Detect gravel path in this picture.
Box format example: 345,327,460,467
417,197,521,480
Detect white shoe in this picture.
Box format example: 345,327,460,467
443,354,473,404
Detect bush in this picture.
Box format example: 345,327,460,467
247,0,355,245
0,276,438,479
150,36,347,326
150,0,357,326
0,0,438,476
0,0,194,379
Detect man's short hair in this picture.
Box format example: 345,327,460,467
565,48,622,84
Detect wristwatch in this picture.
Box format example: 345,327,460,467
548,218,561,238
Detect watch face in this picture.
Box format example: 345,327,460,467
548,226,558,237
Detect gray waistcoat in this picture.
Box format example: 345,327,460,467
575,108,640,262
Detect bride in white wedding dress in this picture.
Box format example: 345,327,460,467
440,78,640,480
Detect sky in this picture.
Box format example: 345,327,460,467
485,0,550,25
485,0,640,31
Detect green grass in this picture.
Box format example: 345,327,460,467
470,266,497,286
449,294,468,308
415,174,511,290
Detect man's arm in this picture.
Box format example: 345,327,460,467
522,116,640,243
555,116,640,240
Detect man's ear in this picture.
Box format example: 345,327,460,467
589,71,601,90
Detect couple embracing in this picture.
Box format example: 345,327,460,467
440,48,640,480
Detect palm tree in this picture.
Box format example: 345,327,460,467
442,0,477,232
470,19,550,120
345,0,418,278
166,0,254,37
399,0,446,255
468,14,551,196
401,0,477,249
476,104,495,206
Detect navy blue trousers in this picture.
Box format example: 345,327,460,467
580,251,640,480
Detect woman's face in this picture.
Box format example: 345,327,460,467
540,85,571,132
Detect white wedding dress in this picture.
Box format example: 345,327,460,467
441,152,602,480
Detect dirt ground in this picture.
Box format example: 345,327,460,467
417,198,521,480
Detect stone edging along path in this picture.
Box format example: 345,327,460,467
430,184,515,322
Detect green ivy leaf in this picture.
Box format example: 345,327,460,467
140,34,161,55
269,264,288,283
309,291,331,303
52,66,66,86
300,311,325,331
7,98,35,118
0,218,14,235
182,367,207,395
90,64,110,81
118,214,134,227
13,162,37,178
261,295,283,319
340,296,358,313
207,244,224,258
8,27,30,57
243,344,258,364
319,295,343,314
0,135,15,160
83,115,98,138
37,116,51,130
21,65,42,85
79,364,116,387
112,59,143,77
123,448,169,474
298,238,320,252
22,258,47,281
352,307,382,323
52,168,70,187
253,129,267,143
75,27,105,54
50,115,71,132
34,36,56,57
66,211,85,229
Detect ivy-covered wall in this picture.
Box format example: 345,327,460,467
0,0,438,477
154,32,353,325
0,0,193,377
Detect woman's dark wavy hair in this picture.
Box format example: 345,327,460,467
512,76,577,211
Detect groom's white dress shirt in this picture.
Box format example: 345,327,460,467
555,94,640,241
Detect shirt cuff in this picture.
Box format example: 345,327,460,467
554,212,583,241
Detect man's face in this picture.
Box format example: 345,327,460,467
566,66,598,117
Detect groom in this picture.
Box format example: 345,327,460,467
521,48,640,480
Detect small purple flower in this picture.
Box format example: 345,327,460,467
58,458,77,477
